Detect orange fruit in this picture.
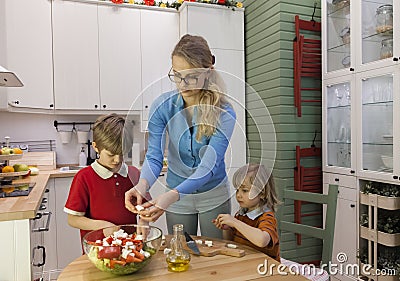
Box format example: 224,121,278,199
2,166,15,173
2,187,15,193
13,148,23,154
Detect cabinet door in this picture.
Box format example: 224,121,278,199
43,179,58,276
54,178,82,270
323,76,356,175
98,6,142,111
182,4,244,50
4,0,54,110
212,49,246,169
52,0,100,110
323,182,357,281
141,10,178,118
356,68,398,182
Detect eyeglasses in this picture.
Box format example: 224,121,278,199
168,67,208,85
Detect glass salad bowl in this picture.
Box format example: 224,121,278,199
83,224,163,275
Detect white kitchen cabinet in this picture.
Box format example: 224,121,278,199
52,0,100,110
2,0,54,110
179,2,244,51
323,176,358,281
178,2,246,168
140,9,179,131
322,0,400,277
98,5,142,111
54,177,82,271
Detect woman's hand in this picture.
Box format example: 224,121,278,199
138,190,179,222
125,179,150,213
213,214,236,230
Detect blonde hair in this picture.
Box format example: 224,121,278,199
232,164,281,212
172,34,228,142
93,113,132,156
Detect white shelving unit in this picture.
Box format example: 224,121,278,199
322,0,400,280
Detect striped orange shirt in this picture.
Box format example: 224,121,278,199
232,210,280,261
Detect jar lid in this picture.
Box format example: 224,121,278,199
340,27,350,37
342,56,351,65
377,4,393,12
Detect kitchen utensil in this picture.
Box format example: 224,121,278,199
381,155,393,169
58,130,72,144
76,130,90,144
83,224,163,275
184,231,200,255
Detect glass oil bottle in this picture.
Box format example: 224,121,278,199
166,224,191,272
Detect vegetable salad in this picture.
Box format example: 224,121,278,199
86,229,156,275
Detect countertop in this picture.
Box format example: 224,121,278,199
0,169,78,222
0,165,167,222
58,236,308,281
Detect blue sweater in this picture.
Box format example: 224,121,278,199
140,90,236,195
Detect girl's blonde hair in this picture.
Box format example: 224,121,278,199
172,34,228,142
232,164,281,212
93,113,133,156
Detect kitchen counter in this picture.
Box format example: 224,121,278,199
0,169,77,222
0,165,167,222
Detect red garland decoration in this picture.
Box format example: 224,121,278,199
111,0,123,4
144,0,155,5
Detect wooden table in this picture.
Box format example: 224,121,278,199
57,236,308,281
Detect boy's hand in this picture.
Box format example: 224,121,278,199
213,214,236,230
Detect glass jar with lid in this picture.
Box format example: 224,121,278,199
340,27,350,45
380,38,393,59
376,5,393,34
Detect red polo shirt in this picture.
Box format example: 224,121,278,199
64,162,140,241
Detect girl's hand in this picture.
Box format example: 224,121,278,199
213,214,236,230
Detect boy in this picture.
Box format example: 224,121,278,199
64,113,145,241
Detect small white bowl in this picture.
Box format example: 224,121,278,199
381,155,393,169
59,131,72,144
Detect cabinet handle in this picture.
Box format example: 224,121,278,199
32,212,52,232
349,68,354,72
32,245,46,267
13,100,20,105
103,104,107,109
393,176,399,180
49,104,54,108
94,104,98,109
393,57,399,62
39,204,46,211
334,178,339,182
350,170,355,174
145,105,149,109
45,189,49,193
350,204,355,208
41,198,48,204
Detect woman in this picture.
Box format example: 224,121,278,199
125,34,236,238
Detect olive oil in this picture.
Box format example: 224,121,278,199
166,258,190,272
166,224,191,272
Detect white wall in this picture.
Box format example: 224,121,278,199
0,111,144,165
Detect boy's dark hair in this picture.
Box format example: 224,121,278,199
93,113,133,155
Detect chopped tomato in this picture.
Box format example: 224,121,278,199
110,260,126,268
105,236,113,245
132,249,144,260
126,254,143,263
97,246,121,259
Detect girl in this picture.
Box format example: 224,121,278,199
213,163,281,261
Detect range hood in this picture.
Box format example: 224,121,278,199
0,65,23,87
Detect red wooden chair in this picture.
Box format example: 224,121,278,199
294,145,323,246
293,15,322,117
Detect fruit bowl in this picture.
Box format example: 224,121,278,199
83,224,162,275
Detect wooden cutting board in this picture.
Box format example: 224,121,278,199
162,236,245,258
9,151,56,170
